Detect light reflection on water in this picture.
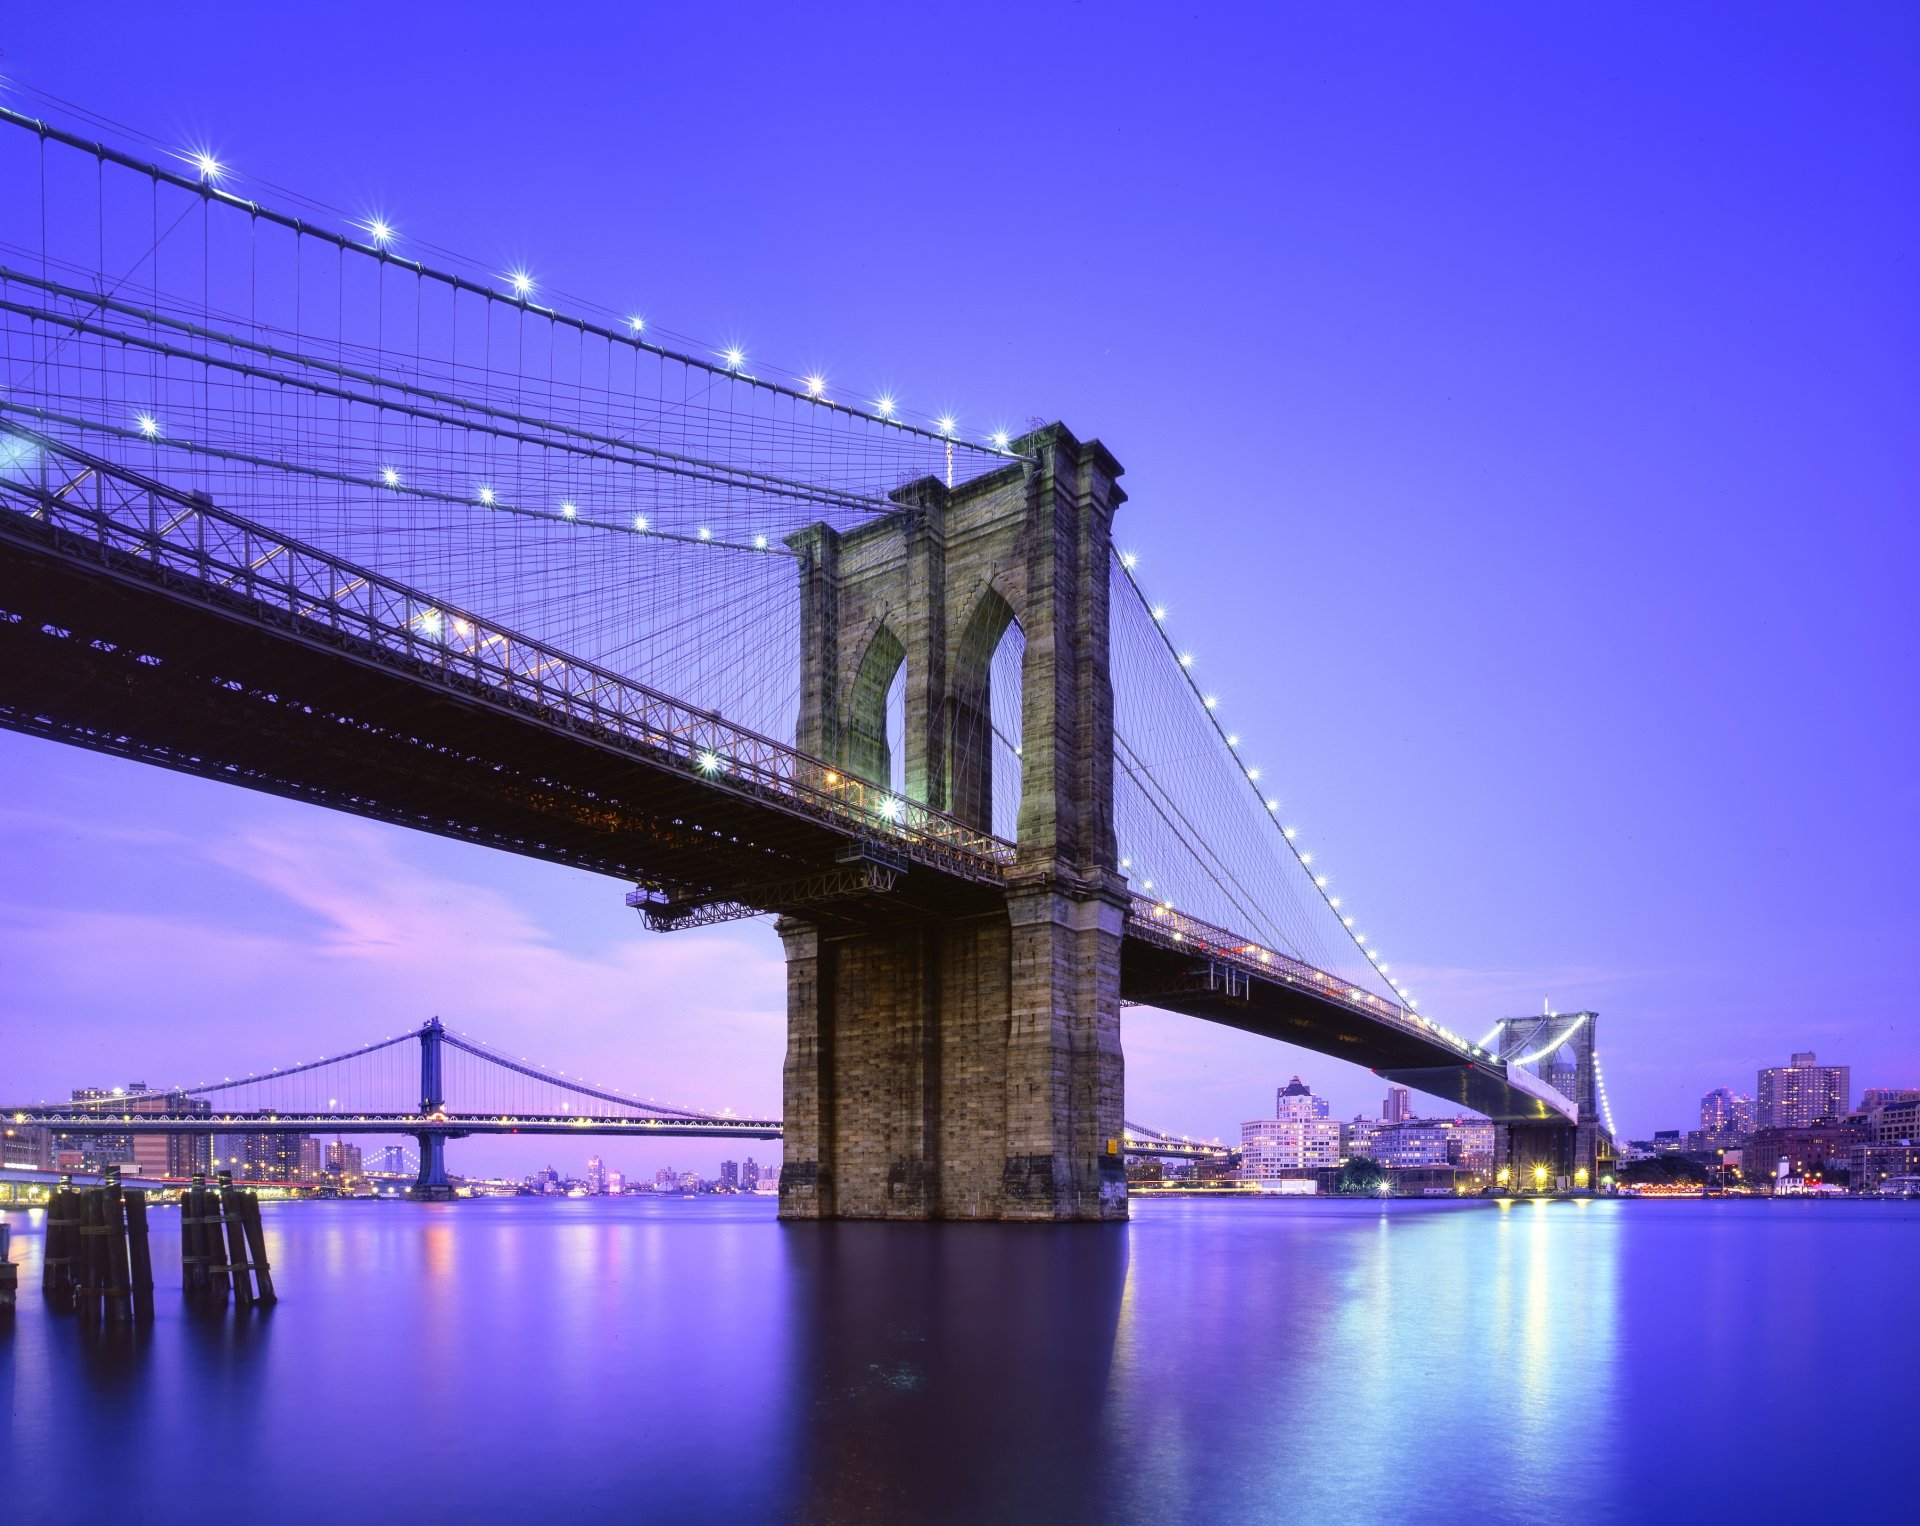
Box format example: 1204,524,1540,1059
1,1196,1912,1523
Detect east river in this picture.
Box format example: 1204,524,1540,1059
2,1195,1913,1523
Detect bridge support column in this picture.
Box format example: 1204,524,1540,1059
409,1133,454,1201
779,424,1129,1222
778,885,1126,1222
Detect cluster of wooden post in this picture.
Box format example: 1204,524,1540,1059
181,1172,276,1308
39,1170,156,1323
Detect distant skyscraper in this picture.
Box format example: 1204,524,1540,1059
742,1157,761,1191
585,1155,608,1194
606,1170,625,1195
721,1160,739,1190
1699,1086,1753,1135
1277,1077,1331,1121
1758,1053,1850,1128
1383,1086,1412,1123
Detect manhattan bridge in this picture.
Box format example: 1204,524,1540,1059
0,93,1615,1216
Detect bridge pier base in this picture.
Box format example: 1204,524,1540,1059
408,1133,454,1202
778,883,1128,1223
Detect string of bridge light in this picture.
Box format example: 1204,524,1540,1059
0,96,1027,463
1112,547,1491,1062
1591,1049,1621,1138
103,407,793,556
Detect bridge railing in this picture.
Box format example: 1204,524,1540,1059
1124,895,1495,1064
0,430,1016,884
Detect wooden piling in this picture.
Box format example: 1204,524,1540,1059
205,1183,231,1305
75,1188,104,1324
180,1182,204,1300
220,1183,253,1305
42,1186,77,1310
125,1189,155,1324
236,1192,276,1306
102,1182,133,1324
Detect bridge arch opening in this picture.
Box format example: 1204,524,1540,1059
846,623,905,793
951,586,1025,842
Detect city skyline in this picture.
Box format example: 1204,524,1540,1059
1,5,1915,1159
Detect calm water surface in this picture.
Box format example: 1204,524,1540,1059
3,1195,1913,1523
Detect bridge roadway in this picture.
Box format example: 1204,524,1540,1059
0,434,1572,1127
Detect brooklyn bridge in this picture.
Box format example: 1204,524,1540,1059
0,101,1612,1217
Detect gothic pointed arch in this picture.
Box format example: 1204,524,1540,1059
843,621,905,788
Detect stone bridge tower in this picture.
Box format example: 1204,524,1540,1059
778,424,1130,1221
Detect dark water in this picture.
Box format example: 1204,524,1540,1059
3,1195,1913,1523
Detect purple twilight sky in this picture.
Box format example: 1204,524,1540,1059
1,3,1914,1177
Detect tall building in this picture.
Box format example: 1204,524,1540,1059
1383,1086,1412,1123
1244,1079,1342,1180
720,1160,740,1191
2,1123,51,1171
606,1170,625,1195
585,1155,608,1194
1241,1118,1344,1178
1757,1052,1850,1128
326,1140,364,1176
1276,1077,1331,1121
742,1157,761,1191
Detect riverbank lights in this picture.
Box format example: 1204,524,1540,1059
1532,1164,1549,1188
1575,1168,1590,1188
1497,1166,1512,1187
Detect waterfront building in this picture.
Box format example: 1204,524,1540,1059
1757,1052,1850,1128
742,1157,761,1191
1440,1119,1497,1177
607,1170,625,1195
721,1160,740,1190
1652,1130,1684,1154
1746,1121,1866,1184
586,1155,608,1194
1241,1077,1342,1182
1372,1124,1450,1169
1383,1086,1412,1123
326,1140,364,1177
1,1124,51,1171
1241,1121,1344,1179
123,1091,212,1180
1850,1142,1920,1194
